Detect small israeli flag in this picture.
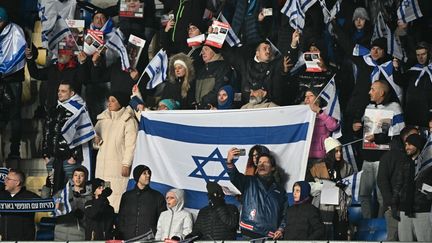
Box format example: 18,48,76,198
145,49,168,89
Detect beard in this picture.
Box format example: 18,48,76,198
249,95,263,105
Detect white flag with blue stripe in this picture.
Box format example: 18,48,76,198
105,28,130,71
0,23,26,76
319,75,342,138
38,0,76,50
145,49,168,89
318,0,341,24
219,14,242,47
397,0,423,24
60,95,95,178
132,106,316,210
281,0,318,32
342,143,358,172
341,171,363,203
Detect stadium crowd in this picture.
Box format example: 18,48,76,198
0,0,432,241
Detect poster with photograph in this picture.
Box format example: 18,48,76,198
362,108,394,150
119,0,144,18
205,20,230,49
303,52,322,72
127,34,146,69
83,30,104,55
58,19,85,55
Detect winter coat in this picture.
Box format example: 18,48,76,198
190,202,239,240
94,106,138,212
377,138,408,208
155,189,193,240
227,165,286,237
118,185,166,240
195,58,231,106
241,99,278,109
309,112,339,159
282,203,325,240
84,197,115,240
0,187,40,240
54,183,93,241
394,65,432,128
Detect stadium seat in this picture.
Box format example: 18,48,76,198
348,206,363,225
36,217,56,241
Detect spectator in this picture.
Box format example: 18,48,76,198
158,53,196,109
118,165,166,240
0,7,26,161
213,85,235,110
0,169,40,240
244,145,270,175
394,42,432,129
187,182,239,240
241,81,278,109
53,166,93,241
393,133,432,242
194,45,232,108
303,88,339,175
275,181,325,240
309,137,353,240
93,92,138,212
377,125,419,241
42,80,93,194
226,149,286,239
155,189,193,240
84,178,115,240
158,99,180,110
353,80,405,218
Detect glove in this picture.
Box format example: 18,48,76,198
391,206,400,221
100,187,113,198
335,181,347,190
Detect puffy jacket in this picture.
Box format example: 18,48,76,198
190,202,239,240
155,189,193,240
118,185,166,240
84,197,115,240
0,187,40,240
42,101,82,161
309,112,339,159
228,166,286,237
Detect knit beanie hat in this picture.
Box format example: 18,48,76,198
324,137,342,153
405,134,426,150
206,181,224,197
133,165,151,182
203,44,221,54
293,181,311,204
352,7,369,21
0,7,8,22
371,37,387,52
189,19,207,34
91,178,105,193
159,99,180,110
109,92,130,108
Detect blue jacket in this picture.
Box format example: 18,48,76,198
228,166,286,237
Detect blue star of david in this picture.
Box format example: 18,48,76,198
155,67,161,73
403,0,411,7
189,148,238,183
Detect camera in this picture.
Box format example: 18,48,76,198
238,149,246,156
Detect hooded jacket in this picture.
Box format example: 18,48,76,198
155,189,193,240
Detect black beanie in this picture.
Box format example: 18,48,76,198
109,92,130,108
371,37,387,52
189,19,207,34
92,178,105,193
406,134,426,150
203,44,221,54
206,181,224,197
133,165,151,182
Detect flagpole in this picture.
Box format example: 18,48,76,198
342,138,363,147
312,74,336,104
135,68,147,86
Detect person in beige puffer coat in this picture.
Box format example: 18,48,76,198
94,92,138,212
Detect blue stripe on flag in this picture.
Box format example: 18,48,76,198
76,123,92,131
411,0,421,18
140,117,309,144
48,28,69,48
158,52,166,79
68,100,83,110
71,130,96,146
329,92,338,117
107,39,128,70
392,113,404,126
399,5,406,23
322,91,330,100
62,109,86,134
352,172,359,202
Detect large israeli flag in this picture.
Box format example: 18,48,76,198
281,0,317,32
133,106,316,210
397,0,423,24
0,23,26,76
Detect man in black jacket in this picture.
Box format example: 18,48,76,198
0,169,40,240
377,125,418,240
118,165,166,240
188,182,239,240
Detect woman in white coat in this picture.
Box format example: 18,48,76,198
155,189,194,240
93,92,138,212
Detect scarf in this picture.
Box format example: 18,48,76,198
409,63,432,87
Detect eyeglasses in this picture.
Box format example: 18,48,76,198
5,177,19,182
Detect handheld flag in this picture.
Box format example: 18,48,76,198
145,49,168,89
0,23,26,76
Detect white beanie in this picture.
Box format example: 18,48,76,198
352,7,370,22
324,137,342,153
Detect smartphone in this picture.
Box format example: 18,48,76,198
169,14,175,20
239,149,246,156
104,181,111,188
262,8,273,17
